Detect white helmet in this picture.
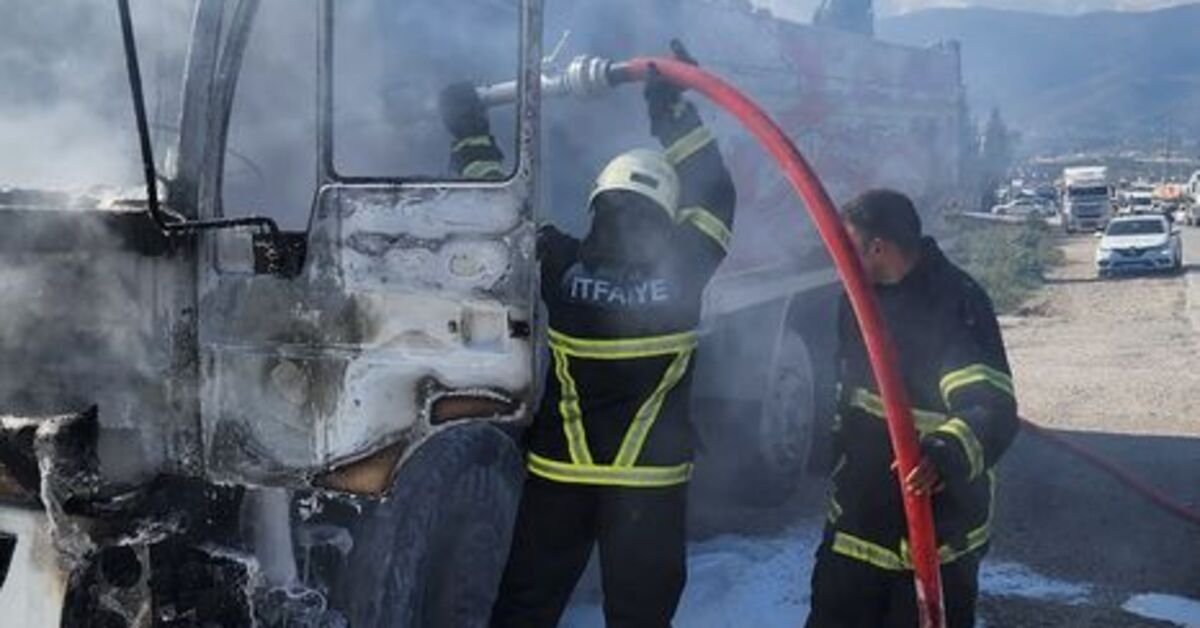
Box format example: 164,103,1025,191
588,148,680,221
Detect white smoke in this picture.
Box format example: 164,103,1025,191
0,0,195,193
751,0,1198,19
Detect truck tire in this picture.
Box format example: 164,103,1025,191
691,287,839,510
753,295,840,505
737,324,821,507
335,423,523,628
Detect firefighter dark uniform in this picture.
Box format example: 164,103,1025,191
443,70,735,625
806,238,1019,628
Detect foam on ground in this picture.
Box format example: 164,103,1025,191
1122,593,1200,626
562,523,1107,626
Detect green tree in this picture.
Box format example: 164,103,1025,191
979,107,1014,208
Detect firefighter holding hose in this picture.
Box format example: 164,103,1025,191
439,41,735,627
806,189,1020,627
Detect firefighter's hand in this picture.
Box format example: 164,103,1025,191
893,438,957,496
438,81,489,139
644,39,698,122
536,224,568,262
902,458,944,497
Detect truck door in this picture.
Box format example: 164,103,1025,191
196,0,541,488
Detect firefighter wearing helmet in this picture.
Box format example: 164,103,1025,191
439,41,735,627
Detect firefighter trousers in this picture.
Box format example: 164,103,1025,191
805,539,981,628
490,475,688,628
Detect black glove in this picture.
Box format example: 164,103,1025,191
644,39,698,131
536,224,568,262
438,81,489,139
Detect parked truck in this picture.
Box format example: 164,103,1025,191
1186,170,1200,225
0,1,967,625
1061,166,1113,232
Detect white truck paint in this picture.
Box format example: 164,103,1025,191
1062,166,1112,233
1186,170,1200,225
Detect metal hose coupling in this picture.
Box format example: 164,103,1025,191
476,55,623,108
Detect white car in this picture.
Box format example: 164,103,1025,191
991,198,1050,217
1096,215,1183,277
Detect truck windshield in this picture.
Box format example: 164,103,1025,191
0,2,193,195
1068,186,1108,198
1107,220,1164,235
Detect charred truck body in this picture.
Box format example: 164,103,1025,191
0,1,965,625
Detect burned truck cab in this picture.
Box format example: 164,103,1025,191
0,0,542,625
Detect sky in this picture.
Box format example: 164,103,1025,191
754,0,1199,20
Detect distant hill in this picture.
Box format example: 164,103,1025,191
878,4,1200,153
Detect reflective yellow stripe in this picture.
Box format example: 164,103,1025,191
968,470,997,548
677,206,732,252
829,456,846,523
838,474,994,571
614,349,695,466
848,388,946,434
548,328,697,360
551,348,593,465
902,509,992,565
526,453,692,487
461,160,506,178
664,125,714,165
902,472,994,566
837,524,992,572
900,523,990,567
451,135,494,152
936,417,985,480
828,494,844,523
832,532,909,571
940,364,1014,405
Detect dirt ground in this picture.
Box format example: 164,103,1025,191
1001,229,1200,437
983,225,1200,626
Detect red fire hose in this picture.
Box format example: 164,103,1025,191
616,57,948,628
1020,418,1200,527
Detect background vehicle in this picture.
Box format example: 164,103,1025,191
1095,214,1183,277
1062,165,1112,232
0,0,969,623
991,197,1051,217
1034,184,1059,206
1122,190,1155,214
1187,170,1200,225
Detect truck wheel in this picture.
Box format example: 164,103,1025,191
750,324,817,504
335,423,523,628
713,293,837,508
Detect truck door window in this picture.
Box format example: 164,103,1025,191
331,0,520,180
223,0,319,230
